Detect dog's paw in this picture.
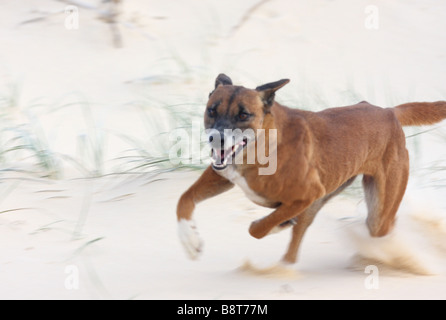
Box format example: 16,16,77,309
249,219,267,239
178,219,203,260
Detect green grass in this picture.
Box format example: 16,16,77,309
0,86,60,178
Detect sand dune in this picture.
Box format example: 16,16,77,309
0,0,445,300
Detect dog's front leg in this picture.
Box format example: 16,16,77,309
249,199,315,239
177,166,234,259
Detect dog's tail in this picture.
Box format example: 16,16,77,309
393,101,446,126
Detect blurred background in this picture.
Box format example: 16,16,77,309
0,0,445,299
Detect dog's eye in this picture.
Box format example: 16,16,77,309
237,112,250,121
208,108,217,118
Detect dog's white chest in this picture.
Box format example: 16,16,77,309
216,167,268,206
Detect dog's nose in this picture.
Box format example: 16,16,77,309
208,132,225,148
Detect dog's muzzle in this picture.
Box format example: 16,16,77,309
208,128,255,170
210,138,247,170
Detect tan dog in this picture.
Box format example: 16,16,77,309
177,73,446,264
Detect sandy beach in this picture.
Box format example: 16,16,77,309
0,0,445,300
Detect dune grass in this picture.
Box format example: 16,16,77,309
0,72,444,186
0,81,61,178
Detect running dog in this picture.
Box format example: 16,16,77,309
176,73,446,264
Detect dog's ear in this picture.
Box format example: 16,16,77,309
214,73,233,89
209,74,233,98
256,79,290,110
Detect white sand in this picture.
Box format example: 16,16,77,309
0,0,445,300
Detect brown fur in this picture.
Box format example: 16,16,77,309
177,74,446,264
394,101,446,126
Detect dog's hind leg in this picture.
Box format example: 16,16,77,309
282,202,321,264
282,176,357,264
363,159,409,237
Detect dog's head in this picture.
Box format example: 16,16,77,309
205,74,289,170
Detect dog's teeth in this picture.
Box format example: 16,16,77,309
210,141,247,169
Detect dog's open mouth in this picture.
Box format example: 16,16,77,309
211,138,248,170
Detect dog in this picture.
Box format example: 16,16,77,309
176,73,446,264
